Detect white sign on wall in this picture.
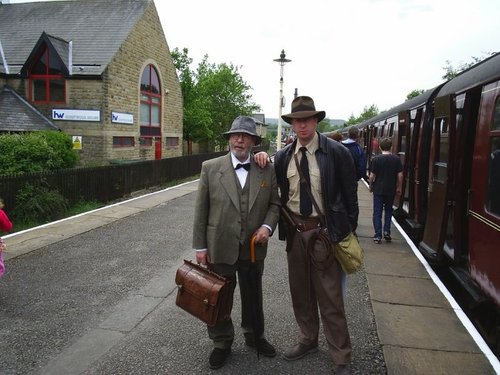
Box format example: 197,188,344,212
52,109,100,122
111,112,134,124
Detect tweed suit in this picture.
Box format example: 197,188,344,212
192,152,280,348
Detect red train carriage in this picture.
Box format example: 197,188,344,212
338,53,500,334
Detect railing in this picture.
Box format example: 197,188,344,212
0,152,226,213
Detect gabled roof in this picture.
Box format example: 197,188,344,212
0,85,59,131
0,0,151,76
20,32,70,77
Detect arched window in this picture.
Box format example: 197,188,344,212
140,65,162,140
29,44,65,103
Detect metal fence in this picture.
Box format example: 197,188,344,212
0,152,226,214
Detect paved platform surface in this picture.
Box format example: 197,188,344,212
1,180,498,374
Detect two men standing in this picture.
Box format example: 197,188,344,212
192,97,358,375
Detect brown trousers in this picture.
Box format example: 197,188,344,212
287,228,351,364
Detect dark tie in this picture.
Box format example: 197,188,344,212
235,163,251,171
299,147,312,217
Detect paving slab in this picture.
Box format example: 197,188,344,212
367,273,451,308
372,301,482,352
383,346,496,375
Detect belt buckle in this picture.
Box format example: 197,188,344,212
296,223,306,232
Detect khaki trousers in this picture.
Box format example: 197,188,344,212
287,229,351,364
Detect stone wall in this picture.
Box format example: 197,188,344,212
7,1,182,166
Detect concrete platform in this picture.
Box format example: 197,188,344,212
2,179,498,374
355,181,498,374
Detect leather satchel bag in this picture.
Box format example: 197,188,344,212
335,232,363,274
175,259,232,326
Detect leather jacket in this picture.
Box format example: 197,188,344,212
274,132,359,243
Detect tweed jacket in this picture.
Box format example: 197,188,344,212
192,153,280,265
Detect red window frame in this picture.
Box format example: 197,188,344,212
140,65,162,138
29,44,66,104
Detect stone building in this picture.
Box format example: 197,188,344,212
0,0,182,165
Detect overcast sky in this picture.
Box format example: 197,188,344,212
10,0,500,120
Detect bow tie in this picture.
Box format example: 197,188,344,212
235,163,251,171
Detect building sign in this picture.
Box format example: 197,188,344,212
52,109,100,122
72,136,82,150
111,111,134,124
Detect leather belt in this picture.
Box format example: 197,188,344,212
290,212,321,232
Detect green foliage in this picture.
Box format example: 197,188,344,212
442,52,496,80
171,48,260,152
13,183,69,223
317,118,334,133
0,131,78,175
406,89,425,101
345,104,379,126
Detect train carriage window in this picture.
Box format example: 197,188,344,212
487,136,500,216
433,118,449,182
494,99,500,130
486,98,500,216
398,123,407,154
388,123,394,137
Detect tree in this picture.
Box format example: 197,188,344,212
171,48,260,153
442,52,496,80
171,48,212,155
406,89,425,101
345,104,379,126
317,118,333,133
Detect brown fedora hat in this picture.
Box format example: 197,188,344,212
281,96,326,124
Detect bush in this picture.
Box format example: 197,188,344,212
13,183,69,223
0,131,78,175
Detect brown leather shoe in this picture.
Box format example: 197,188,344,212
282,342,318,361
334,363,352,375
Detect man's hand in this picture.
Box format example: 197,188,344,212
254,152,270,169
195,250,209,265
253,226,270,246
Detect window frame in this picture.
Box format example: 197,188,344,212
28,44,66,104
140,64,162,139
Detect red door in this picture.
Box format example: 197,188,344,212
154,138,162,160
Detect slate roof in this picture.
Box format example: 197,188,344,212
0,85,59,131
0,0,151,76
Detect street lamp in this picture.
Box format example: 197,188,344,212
273,49,291,150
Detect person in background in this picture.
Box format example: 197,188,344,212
192,116,280,370
271,96,357,375
329,132,343,142
341,127,367,181
368,138,403,243
0,197,13,278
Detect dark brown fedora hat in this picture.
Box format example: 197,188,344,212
281,96,326,124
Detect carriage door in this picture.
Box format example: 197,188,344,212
468,83,500,307
395,112,409,209
420,95,453,261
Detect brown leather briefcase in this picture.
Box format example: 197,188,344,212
175,260,232,326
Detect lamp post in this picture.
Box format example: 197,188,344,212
274,49,291,150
